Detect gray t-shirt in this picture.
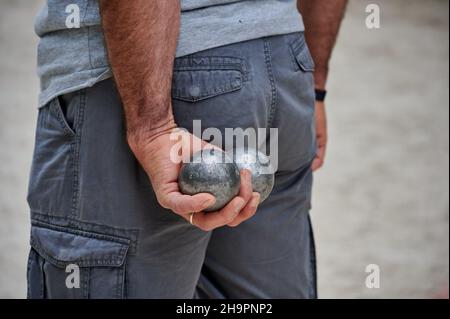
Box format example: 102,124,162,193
35,0,304,108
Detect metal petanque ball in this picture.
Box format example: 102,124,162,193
232,147,275,203
178,149,240,212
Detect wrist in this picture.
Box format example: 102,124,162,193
313,65,328,90
127,118,177,155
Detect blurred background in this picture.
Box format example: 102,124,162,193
0,0,448,298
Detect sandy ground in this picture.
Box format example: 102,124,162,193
0,0,448,299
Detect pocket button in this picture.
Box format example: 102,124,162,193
189,86,201,98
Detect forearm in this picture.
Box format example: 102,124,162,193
298,0,347,89
99,0,180,147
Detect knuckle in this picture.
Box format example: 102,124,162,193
173,202,185,214
197,221,213,232
157,197,170,209
226,215,236,224
220,211,234,224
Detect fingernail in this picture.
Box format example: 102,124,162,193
203,197,215,207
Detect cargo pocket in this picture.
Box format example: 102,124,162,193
27,224,130,299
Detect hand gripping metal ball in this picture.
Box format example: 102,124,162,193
178,149,240,212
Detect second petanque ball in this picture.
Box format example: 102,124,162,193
232,147,275,203
178,149,240,212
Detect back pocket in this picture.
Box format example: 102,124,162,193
27,224,130,299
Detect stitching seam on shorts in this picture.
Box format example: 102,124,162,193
263,39,278,128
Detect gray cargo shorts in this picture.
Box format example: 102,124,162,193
26,32,317,299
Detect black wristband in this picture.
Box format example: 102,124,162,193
315,89,327,102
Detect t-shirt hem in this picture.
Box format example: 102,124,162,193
38,68,112,108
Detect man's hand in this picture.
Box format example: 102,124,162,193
129,130,261,231
312,101,328,171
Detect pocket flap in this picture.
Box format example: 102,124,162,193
172,56,246,102
290,35,315,72
30,226,130,268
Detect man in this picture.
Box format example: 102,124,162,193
27,0,346,298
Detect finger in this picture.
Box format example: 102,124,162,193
238,169,253,204
312,144,326,171
311,157,323,171
312,135,327,171
192,196,246,231
228,192,260,227
164,192,216,215
189,170,253,230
